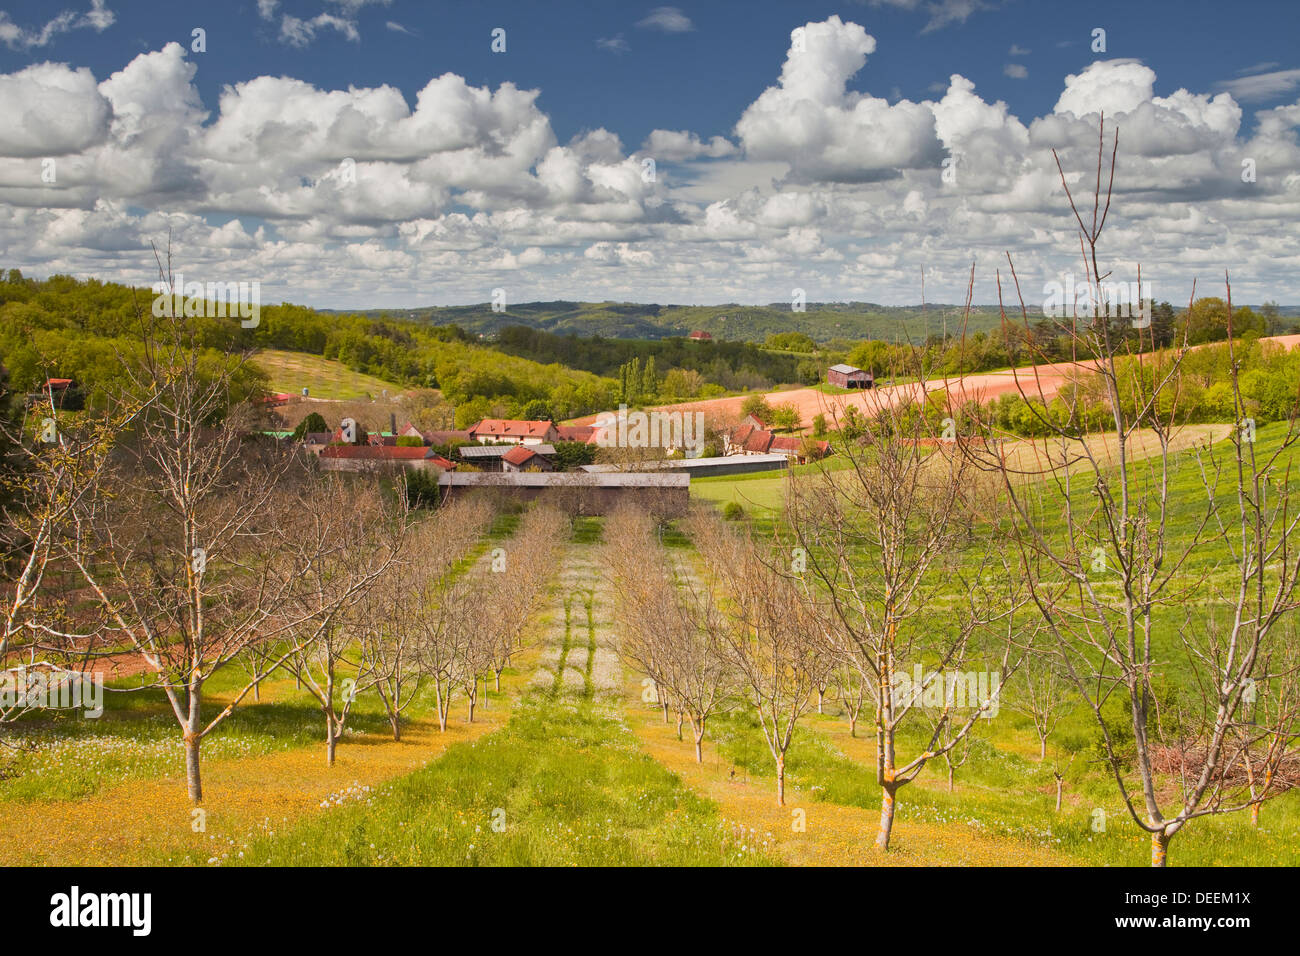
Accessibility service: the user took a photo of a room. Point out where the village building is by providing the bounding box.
[300,432,334,454]
[687,330,712,341]
[317,445,456,473]
[27,377,76,409]
[459,443,556,472]
[467,418,559,445]
[501,444,555,473]
[397,423,472,445]
[553,424,598,444]
[828,363,874,389]
[724,414,768,455]
[725,413,830,465]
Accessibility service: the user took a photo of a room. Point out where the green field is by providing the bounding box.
[251,349,406,401]
[3,422,1296,869]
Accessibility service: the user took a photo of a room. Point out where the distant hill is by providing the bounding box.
[350,301,1012,345]
[349,300,1300,345]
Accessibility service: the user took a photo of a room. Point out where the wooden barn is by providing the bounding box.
[828,363,873,389]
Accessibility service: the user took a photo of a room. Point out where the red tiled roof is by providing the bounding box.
[320,445,436,460]
[769,436,830,457]
[398,423,470,444]
[501,445,538,466]
[743,430,774,453]
[554,425,595,442]
[423,430,470,444]
[731,424,756,445]
[45,378,72,388]
[469,419,555,438]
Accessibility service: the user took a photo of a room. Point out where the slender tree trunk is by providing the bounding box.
[947,763,955,792]
[691,715,706,763]
[1151,829,1170,868]
[1038,734,1047,761]
[775,753,786,807]
[325,709,339,766]
[389,712,401,741]
[848,712,857,738]
[185,685,203,803]
[184,730,202,803]
[1054,775,1063,812]
[434,683,447,732]
[252,677,260,703]
[494,669,502,693]
[817,687,825,714]
[877,782,897,850]
[675,710,683,741]
[1244,757,1268,827]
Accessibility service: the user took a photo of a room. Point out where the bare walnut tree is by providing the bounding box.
[1,393,147,725]
[690,506,820,806]
[280,472,408,765]
[604,505,732,763]
[972,117,1300,865]
[785,392,1027,850]
[64,312,316,802]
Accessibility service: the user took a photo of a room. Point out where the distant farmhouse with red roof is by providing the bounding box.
[318,444,456,473]
[27,377,79,409]
[726,414,829,465]
[397,423,471,445]
[467,419,559,444]
[554,424,598,444]
[501,444,554,472]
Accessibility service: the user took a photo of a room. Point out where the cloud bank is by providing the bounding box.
[0,17,1297,308]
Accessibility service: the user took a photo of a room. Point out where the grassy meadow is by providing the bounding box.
[1,418,1295,868]
[251,348,406,401]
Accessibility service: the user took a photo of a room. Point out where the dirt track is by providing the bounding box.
[573,334,1300,431]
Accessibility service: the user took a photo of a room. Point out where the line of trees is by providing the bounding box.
[603,119,1300,866]
[0,259,572,798]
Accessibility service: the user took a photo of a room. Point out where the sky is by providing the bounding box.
[0,0,1297,309]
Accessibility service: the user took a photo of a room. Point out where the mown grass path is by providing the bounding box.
[223,523,774,866]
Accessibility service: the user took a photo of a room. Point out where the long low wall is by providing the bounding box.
[580,453,789,478]
[437,471,690,516]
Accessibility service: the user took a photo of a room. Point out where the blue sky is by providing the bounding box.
[0,0,1298,307]
[4,1,1297,153]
